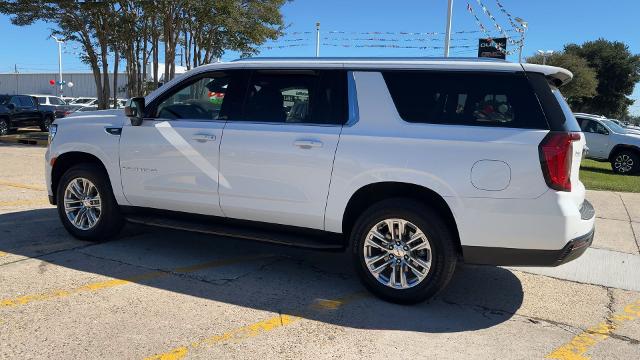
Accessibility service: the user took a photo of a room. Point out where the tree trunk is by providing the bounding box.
[100,41,110,109]
[112,48,119,108]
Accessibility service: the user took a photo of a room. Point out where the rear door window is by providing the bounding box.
[239,70,347,125]
[382,71,548,129]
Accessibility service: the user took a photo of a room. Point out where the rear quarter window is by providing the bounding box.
[382,71,549,129]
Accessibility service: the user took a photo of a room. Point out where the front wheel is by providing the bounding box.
[56,163,124,241]
[611,150,640,175]
[350,198,457,304]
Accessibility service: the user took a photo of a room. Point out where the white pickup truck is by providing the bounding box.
[45,58,595,303]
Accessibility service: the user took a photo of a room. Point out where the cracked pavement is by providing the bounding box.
[1,144,640,359]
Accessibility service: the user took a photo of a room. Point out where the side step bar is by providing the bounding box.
[125,213,344,250]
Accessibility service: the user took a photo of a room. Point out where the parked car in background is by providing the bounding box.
[69,97,98,106]
[576,113,640,174]
[0,94,55,135]
[46,58,595,303]
[610,119,640,133]
[30,94,75,119]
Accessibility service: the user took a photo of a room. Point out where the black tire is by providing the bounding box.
[350,198,457,304]
[0,117,9,136]
[40,116,53,132]
[611,150,640,175]
[56,163,124,241]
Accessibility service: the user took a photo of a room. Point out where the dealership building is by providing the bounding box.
[0,72,129,98]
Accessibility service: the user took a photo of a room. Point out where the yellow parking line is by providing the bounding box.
[546,298,640,360]
[0,254,272,308]
[0,180,46,191]
[144,292,368,360]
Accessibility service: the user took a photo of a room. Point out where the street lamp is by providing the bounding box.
[50,35,64,96]
[515,17,528,63]
[537,50,554,65]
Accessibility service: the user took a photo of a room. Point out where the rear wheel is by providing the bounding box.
[56,163,124,241]
[611,150,640,175]
[0,118,9,136]
[40,116,53,132]
[350,198,457,304]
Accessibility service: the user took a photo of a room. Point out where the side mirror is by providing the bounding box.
[124,97,145,126]
[6,103,15,111]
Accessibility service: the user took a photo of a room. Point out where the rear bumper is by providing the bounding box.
[462,227,594,266]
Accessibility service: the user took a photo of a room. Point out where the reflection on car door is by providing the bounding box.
[119,70,246,216]
[219,70,348,230]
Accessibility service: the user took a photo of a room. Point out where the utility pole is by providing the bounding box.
[537,50,553,65]
[315,22,320,57]
[51,36,64,96]
[444,0,453,57]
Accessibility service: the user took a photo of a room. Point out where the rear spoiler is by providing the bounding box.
[521,63,573,87]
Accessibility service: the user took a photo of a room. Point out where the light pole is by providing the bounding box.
[444,0,453,57]
[315,22,320,57]
[537,50,554,65]
[515,17,528,63]
[51,36,64,96]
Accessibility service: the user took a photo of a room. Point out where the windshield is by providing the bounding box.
[601,119,627,134]
[0,95,10,105]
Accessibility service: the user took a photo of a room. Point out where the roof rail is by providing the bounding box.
[573,112,606,118]
[231,56,508,63]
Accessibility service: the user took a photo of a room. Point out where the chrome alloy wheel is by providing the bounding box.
[363,218,432,289]
[614,154,634,173]
[64,177,102,230]
[0,119,8,136]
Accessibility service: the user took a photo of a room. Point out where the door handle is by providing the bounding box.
[293,140,323,149]
[192,133,217,142]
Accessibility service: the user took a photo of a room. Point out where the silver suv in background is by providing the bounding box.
[576,113,640,174]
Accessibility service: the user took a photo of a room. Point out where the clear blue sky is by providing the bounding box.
[1,0,638,114]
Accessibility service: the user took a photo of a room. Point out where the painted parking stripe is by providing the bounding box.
[144,292,368,360]
[0,254,272,308]
[546,298,640,360]
[0,180,46,191]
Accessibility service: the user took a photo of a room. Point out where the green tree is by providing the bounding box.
[0,0,116,109]
[564,39,640,118]
[527,52,597,109]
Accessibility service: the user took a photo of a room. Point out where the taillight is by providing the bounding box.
[539,132,581,192]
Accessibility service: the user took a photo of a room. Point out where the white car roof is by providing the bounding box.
[147,57,573,103]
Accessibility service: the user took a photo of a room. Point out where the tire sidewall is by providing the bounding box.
[350,199,457,304]
[56,164,122,241]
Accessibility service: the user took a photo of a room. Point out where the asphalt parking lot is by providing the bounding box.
[1,141,639,359]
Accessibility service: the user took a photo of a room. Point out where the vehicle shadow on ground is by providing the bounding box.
[0,208,524,334]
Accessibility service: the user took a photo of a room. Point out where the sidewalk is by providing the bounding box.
[512,190,640,291]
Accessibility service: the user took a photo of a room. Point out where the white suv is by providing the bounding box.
[45,58,595,303]
[575,113,640,174]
